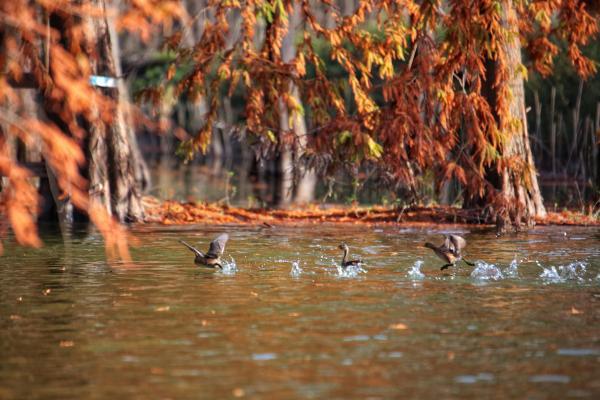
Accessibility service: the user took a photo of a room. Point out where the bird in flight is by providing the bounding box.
[180,233,229,269]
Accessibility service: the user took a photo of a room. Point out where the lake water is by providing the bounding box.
[1,224,599,399]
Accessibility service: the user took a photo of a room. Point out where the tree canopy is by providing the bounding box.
[0,0,598,253]
[155,0,597,217]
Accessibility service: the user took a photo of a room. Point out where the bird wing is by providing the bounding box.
[206,233,229,258]
[179,240,204,257]
[442,236,452,250]
[447,234,467,255]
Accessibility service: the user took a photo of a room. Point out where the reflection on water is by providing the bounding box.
[1,225,599,399]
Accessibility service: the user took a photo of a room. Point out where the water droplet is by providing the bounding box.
[407,260,424,280]
[220,257,238,275]
[540,261,587,283]
[335,263,367,278]
[290,261,303,277]
[471,262,503,281]
[503,258,519,278]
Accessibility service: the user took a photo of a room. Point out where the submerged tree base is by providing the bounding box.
[143,197,598,228]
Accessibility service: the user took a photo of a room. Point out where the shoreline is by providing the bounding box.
[142,197,599,228]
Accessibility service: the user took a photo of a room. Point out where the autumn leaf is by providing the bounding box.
[366,136,383,159]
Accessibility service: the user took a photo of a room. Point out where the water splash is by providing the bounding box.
[558,261,587,280]
[471,262,504,281]
[220,257,238,275]
[335,263,367,278]
[539,266,561,282]
[407,260,425,280]
[290,261,303,278]
[503,258,519,278]
[540,261,587,283]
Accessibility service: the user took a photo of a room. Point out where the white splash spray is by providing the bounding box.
[220,256,238,275]
[407,260,425,280]
[540,261,587,283]
[471,261,504,281]
[290,261,303,278]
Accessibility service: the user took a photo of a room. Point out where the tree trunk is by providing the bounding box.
[273,143,293,207]
[106,5,151,194]
[277,1,316,206]
[87,110,111,215]
[289,83,317,204]
[86,0,144,222]
[499,1,546,223]
[471,0,546,230]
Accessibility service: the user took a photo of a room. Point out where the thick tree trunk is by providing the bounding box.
[87,113,111,214]
[470,0,546,230]
[86,0,144,222]
[106,7,151,194]
[498,1,546,225]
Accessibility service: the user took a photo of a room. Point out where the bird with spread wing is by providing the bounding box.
[424,234,475,270]
[179,233,229,269]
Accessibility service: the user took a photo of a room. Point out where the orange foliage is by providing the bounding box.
[144,197,598,227]
[0,0,183,255]
[1,0,598,253]
[0,136,41,248]
[159,0,597,216]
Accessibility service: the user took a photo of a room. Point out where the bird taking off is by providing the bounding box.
[424,234,475,270]
[180,233,229,269]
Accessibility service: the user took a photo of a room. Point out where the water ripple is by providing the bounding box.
[529,375,571,383]
[252,353,277,361]
[557,348,600,356]
[455,373,494,384]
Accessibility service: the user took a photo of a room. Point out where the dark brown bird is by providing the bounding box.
[180,233,229,269]
[338,243,361,268]
[424,234,475,270]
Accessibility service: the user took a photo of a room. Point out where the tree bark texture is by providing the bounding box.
[86,0,144,222]
[498,0,546,224]
[472,0,546,229]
